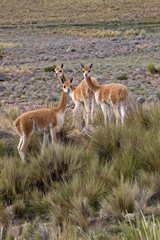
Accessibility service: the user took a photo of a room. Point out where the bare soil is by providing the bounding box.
[0,26,160,110]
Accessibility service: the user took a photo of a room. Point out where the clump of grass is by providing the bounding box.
[51,27,146,39]
[0,158,29,203]
[124,29,145,37]
[52,28,122,38]
[101,179,139,219]
[101,178,154,220]
[147,63,159,74]
[90,125,122,161]
[0,140,15,157]
[156,92,160,100]
[5,107,21,121]
[117,73,128,80]
[44,66,55,72]
[121,213,160,240]
[28,144,85,190]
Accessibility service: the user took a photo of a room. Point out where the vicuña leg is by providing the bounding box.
[72,102,81,128]
[50,126,57,145]
[112,104,121,125]
[17,135,23,150]
[106,104,113,124]
[100,103,107,125]
[83,99,91,126]
[120,102,125,125]
[19,133,31,162]
[91,96,95,124]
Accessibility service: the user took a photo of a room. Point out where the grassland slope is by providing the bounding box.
[0,0,160,25]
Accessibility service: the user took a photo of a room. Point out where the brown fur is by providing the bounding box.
[15,87,69,162]
[54,64,98,127]
[81,64,128,125]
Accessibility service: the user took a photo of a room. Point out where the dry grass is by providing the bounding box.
[0,0,160,25]
[0,104,160,238]
[49,28,146,38]
[0,42,19,49]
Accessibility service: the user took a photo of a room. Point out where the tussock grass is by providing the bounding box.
[121,213,160,240]
[147,62,160,74]
[51,27,146,38]
[0,42,19,49]
[0,104,160,239]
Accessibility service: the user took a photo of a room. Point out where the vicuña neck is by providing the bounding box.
[55,90,68,113]
[60,73,66,82]
[85,76,100,93]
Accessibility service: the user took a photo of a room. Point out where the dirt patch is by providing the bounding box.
[0,26,159,109]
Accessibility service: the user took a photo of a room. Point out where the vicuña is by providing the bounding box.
[54,64,98,128]
[15,78,72,162]
[81,63,128,125]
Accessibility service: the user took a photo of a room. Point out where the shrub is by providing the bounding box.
[44,66,55,72]
[117,73,128,80]
[147,63,158,74]
[0,140,15,157]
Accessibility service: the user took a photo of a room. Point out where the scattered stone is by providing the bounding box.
[124,213,136,222]
[0,86,6,92]
[82,124,97,136]
[0,73,6,81]
[137,96,145,105]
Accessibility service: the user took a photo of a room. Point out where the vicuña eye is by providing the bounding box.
[60,70,62,72]
[64,86,66,88]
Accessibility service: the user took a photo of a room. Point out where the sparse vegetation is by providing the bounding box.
[0,0,160,25]
[147,63,160,74]
[117,73,128,80]
[44,66,55,72]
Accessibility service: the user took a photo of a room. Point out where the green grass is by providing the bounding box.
[0,104,160,239]
[147,63,158,74]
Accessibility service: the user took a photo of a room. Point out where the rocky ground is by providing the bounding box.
[0,26,160,111]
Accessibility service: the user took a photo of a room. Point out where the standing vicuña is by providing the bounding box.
[15,79,72,162]
[54,64,98,128]
[81,64,128,125]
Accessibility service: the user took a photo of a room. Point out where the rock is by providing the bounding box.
[124,213,136,222]
[82,125,97,136]
[0,86,6,92]
[137,96,145,105]
[0,73,6,81]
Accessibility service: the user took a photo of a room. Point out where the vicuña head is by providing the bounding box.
[80,63,128,125]
[54,63,64,78]
[15,78,72,162]
[60,76,73,94]
[81,63,93,78]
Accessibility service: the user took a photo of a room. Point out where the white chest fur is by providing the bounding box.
[56,112,64,132]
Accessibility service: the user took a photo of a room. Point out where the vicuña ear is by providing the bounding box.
[61,63,64,69]
[70,78,73,83]
[89,63,93,69]
[81,63,84,68]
